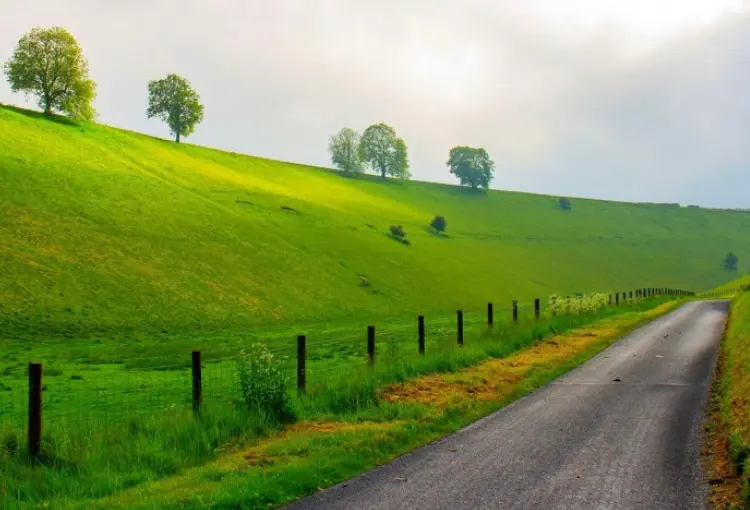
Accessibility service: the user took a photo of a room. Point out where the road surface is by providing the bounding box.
[286,300,729,510]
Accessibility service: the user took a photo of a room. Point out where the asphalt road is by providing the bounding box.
[286,301,729,510]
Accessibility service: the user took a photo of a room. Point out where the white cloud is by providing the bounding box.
[1,0,748,207]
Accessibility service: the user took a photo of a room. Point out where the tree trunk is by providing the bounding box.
[175,131,180,143]
[381,167,386,179]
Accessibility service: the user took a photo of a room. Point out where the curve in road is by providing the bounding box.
[285,300,729,510]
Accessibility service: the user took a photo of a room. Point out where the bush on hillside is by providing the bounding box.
[559,197,572,211]
[725,252,739,271]
[235,343,292,422]
[430,215,447,234]
[389,225,406,239]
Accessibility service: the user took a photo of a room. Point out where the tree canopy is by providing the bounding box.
[430,215,447,234]
[146,74,204,143]
[446,146,495,190]
[724,252,738,271]
[328,128,363,173]
[359,123,410,179]
[4,27,97,120]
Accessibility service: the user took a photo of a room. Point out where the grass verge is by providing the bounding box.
[706,290,750,509]
[57,300,682,510]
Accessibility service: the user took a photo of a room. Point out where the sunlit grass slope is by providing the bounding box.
[1,104,748,338]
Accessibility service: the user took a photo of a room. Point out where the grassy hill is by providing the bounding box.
[1,104,748,340]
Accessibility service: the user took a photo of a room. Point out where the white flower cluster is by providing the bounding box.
[546,293,613,316]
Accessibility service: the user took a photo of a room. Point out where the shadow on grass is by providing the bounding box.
[1,104,79,127]
[424,227,450,238]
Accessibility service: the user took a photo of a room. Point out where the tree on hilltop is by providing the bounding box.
[359,123,410,179]
[559,197,572,210]
[147,74,204,143]
[329,127,363,173]
[4,27,97,120]
[446,146,494,190]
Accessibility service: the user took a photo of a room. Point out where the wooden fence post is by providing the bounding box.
[367,325,375,365]
[534,298,540,320]
[487,302,494,328]
[418,315,425,355]
[28,362,42,459]
[367,326,375,366]
[297,335,306,394]
[512,300,518,323]
[457,310,464,346]
[191,351,202,415]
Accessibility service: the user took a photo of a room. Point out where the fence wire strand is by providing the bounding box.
[0,291,695,435]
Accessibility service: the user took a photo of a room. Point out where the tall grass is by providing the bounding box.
[0,295,670,508]
[717,287,750,505]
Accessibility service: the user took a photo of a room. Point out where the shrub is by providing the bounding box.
[359,276,371,287]
[725,252,738,271]
[430,215,447,234]
[389,225,406,239]
[559,197,572,211]
[235,343,292,422]
[547,293,610,316]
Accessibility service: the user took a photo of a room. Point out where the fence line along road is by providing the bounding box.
[11,287,707,460]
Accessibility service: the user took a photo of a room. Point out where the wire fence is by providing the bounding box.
[0,287,704,454]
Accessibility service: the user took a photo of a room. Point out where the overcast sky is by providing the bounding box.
[2,1,749,207]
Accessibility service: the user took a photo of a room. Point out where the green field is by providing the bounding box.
[0,296,678,509]
[1,104,748,344]
[0,104,746,508]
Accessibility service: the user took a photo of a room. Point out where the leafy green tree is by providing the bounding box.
[359,123,410,179]
[446,146,495,190]
[724,252,738,271]
[559,197,572,210]
[328,127,363,173]
[430,215,447,234]
[3,27,97,120]
[147,74,204,143]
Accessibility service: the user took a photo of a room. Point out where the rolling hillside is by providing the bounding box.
[1,104,748,339]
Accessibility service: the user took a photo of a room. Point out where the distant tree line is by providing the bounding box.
[329,126,496,189]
